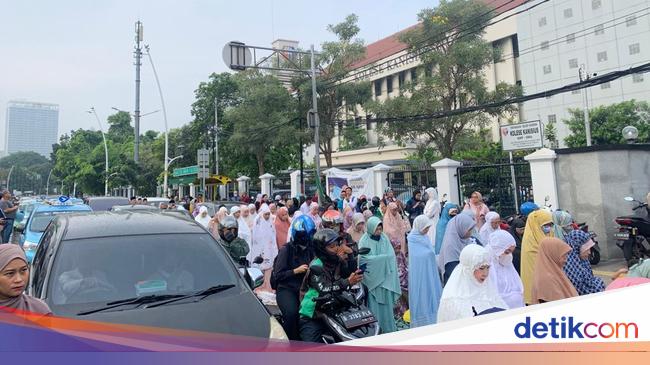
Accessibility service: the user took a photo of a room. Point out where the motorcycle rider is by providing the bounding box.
[271,215,317,340]
[298,229,364,343]
[214,216,250,262]
[322,210,358,273]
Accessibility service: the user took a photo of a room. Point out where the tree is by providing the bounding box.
[0,152,52,194]
[367,0,522,158]
[226,70,298,176]
[294,14,372,167]
[544,120,559,148]
[339,122,367,151]
[564,100,650,147]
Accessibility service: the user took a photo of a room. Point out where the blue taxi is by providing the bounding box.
[20,199,92,263]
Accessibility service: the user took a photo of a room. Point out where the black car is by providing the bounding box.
[28,211,287,340]
[86,197,130,212]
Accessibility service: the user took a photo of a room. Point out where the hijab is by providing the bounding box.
[363,209,373,221]
[194,206,211,228]
[563,230,605,295]
[411,214,433,234]
[423,187,440,219]
[552,210,573,242]
[346,213,366,243]
[464,192,489,230]
[479,212,500,246]
[435,203,458,255]
[509,218,526,247]
[0,245,52,315]
[486,230,524,308]
[382,202,410,254]
[308,202,322,228]
[274,207,291,249]
[437,244,507,323]
[236,205,252,247]
[245,204,257,231]
[531,238,578,303]
[342,206,354,231]
[439,213,476,267]
[250,204,278,270]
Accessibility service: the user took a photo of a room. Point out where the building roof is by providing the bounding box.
[349,0,527,70]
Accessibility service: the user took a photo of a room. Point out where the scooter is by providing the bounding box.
[614,196,650,265]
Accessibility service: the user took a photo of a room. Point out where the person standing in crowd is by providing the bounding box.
[370,196,384,219]
[435,203,459,255]
[234,205,252,249]
[358,217,400,334]
[346,213,366,244]
[520,209,553,305]
[479,212,501,246]
[0,244,52,315]
[439,213,476,284]
[194,206,211,229]
[215,216,250,262]
[463,191,489,230]
[341,186,357,212]
[405,190,425,225]
[486,230,524,309]
[272,215,316,340]
[382,202,410,324]
[342,206,354,232]
[308,202,322,229]
[423,187,441,248]
[552,210,574,242]
[300,196,312,215]
[251,205,278,291]
[407,215,443,328]
[0,191,19,244]
[531,238,578,304]
[563,230,605,295]
[363,209,374,221]
[247,204,258,227]
[437,244,507,323]
[274,207,291,250]
[508,218,526,274]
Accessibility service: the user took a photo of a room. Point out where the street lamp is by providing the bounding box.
[165,155,183,198]
[6,165,14,193]
[111,107,160,117]
[45,169,54,196]
[88,107,109,196]
[622,126,639,144]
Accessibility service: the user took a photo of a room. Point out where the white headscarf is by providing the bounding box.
[411,214,433,235]
[487,230,524,309]
[245,203,257,231]
[194,206,211,228]
[479,212,500,246]
[423,187,440,247]
[437,244,508,323]
[233,205,251,247]
[250,204,277,271]
[230,206,241,215]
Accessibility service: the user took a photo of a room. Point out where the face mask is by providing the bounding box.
[498,253,513,266]
[542,226,552,235]
[223,231,237,242]
[370,234,381,241]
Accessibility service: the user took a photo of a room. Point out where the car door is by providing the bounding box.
[29,222,56,297]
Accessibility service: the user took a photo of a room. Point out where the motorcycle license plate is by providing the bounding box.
[614,232,630,240]
[338,309,377,330]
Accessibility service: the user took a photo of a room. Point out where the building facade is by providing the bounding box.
[517,0,650,147]
[5,100,59,157]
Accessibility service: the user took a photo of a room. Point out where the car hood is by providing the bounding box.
[54,286,271,341]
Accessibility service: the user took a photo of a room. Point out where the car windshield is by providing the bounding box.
[29,211,88,232]
[47,233,239,307]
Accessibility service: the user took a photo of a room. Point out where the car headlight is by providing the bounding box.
[269,316,288,341]
[23,241,38,251]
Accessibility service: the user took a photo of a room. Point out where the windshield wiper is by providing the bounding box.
[144,284,236,309]
[77,294,185,316]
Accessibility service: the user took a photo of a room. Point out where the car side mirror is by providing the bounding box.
[247,268,264,289]
[358,247,371,255]
[624,196,635,202]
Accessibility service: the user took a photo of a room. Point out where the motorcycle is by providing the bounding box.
[614,196,650,265]
[310,247,380,343]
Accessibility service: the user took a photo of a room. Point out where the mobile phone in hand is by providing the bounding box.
[358,263,367,273]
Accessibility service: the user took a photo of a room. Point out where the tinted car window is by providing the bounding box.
[88,198,129,211]
[47,233,239,309]
[32,225,55,296]
[29,211,87,232]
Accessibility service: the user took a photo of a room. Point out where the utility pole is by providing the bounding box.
[134,21,143,162]
[89,108,109,196]
[310,44,321,194]
[214,97,219,176]
[579,65,592,146]
[298,94,304,195]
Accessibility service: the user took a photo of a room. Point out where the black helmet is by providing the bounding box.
[219,216,238,242]
[371,196,381,207]
[312,228,341,264]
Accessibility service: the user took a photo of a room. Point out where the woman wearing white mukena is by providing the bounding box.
[437,244,508,323]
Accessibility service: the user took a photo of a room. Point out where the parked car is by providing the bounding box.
[28,211,287,340]
[17,202,92,263]
[111,205,159,212]
[86,197,129,212]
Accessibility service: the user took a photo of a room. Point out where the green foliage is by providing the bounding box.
[0,152,52,194]
[340,123,367,151]
[367,0,522,158]
[564,100,650,147]
[544,120,558,148]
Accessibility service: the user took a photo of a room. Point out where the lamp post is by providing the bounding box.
[6,165,14,193]
[45,169,54,196]
[88,107,109,196]
[165,155,183,198]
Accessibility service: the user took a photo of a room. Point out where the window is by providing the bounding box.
[630,43,640,55]
[592,0,602,10]
[386,76,393,93]
[512,34,520,58]
[539,17,547,27]
[540,41,549,50]
[398,71,406,88]
[548,114,557,123]
[597,51,608,62]
[601,82,611,89]
[627,16,637,27]
[374,79,382,97]
[564,8,573,18]
[410,68,417,83]
[543,65,552,74]
[594,24,605,35]
[569,58,579,69]
[633,74,644,83]
[566,33,576,44]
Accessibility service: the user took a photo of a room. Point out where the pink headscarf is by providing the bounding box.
[382,202,410,254]
[0,245,52,315]
[274,207,291,249]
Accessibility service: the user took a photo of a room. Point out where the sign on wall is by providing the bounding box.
[500,121,544,151]
[325,168,375,200]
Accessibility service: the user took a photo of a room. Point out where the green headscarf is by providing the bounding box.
[552,210,573,241]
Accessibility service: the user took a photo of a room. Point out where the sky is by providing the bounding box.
[0,0,438,151]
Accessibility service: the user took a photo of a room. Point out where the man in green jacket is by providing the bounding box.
[215,215,250,262]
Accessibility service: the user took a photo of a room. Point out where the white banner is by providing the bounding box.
[325,168,375,200]
[501,121,544,151]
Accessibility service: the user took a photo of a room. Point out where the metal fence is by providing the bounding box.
[387,165,438,204]
[457,160,533,218]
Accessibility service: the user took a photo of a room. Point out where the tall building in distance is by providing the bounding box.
[4,100,59,157]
